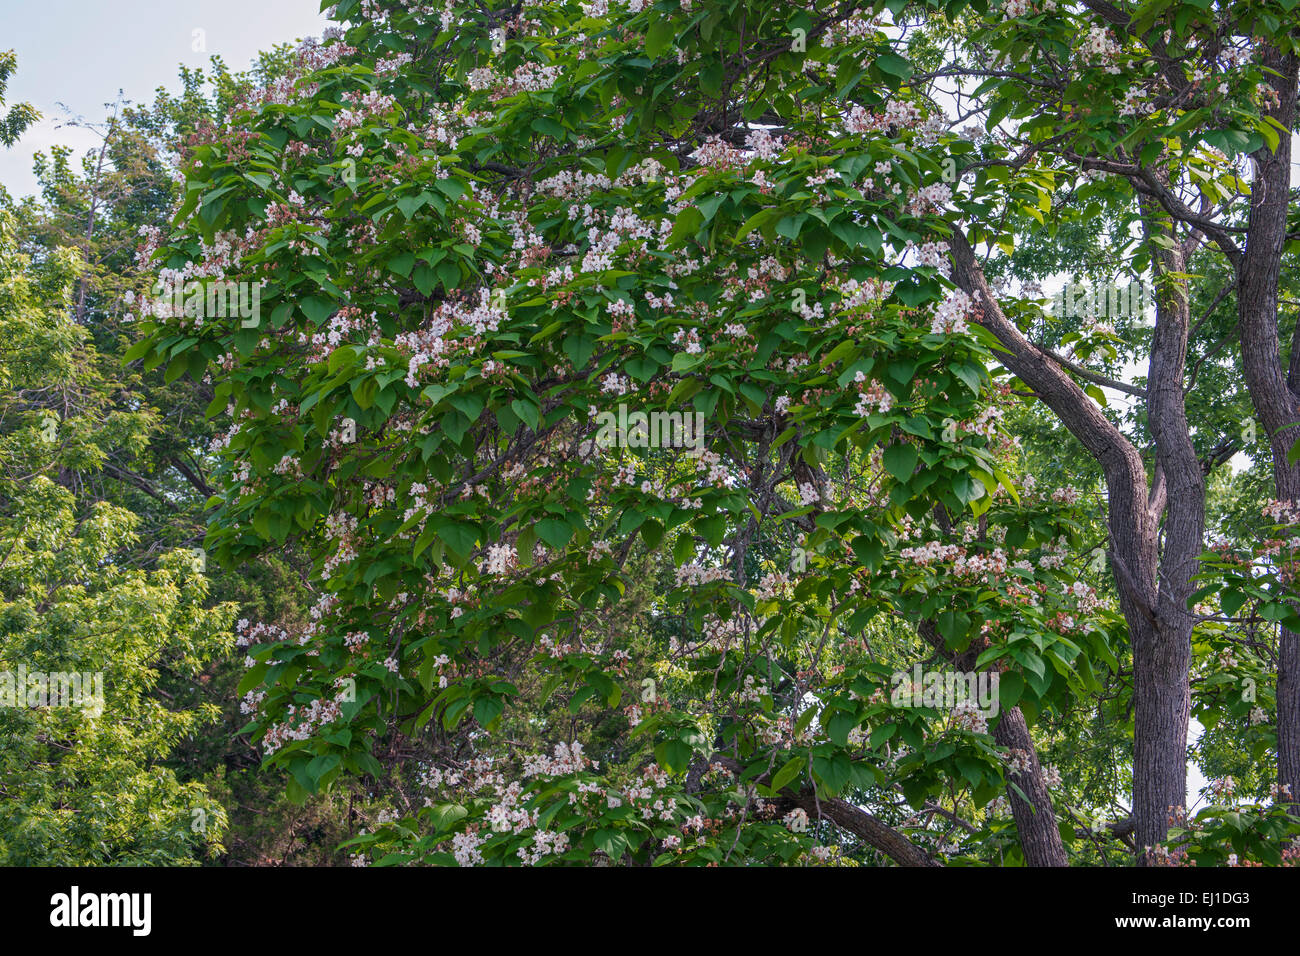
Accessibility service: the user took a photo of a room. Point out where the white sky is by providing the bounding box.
[0,0,332,198]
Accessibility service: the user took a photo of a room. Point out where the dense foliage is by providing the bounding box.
[5,0,1300,866]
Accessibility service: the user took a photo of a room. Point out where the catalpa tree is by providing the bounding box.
[132,0,1150,866]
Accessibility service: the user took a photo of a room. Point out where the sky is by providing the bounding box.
[0,0,332,198]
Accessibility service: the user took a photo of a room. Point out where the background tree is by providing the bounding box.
[0,211,233,864]
[0,50,38,148]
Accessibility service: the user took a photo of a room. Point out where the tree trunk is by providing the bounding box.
[994,706,1067,866]
[1129,615,1191,857]
[951,224,1202,858]
[1128,203,1202,859]
[1235,47,1300,814]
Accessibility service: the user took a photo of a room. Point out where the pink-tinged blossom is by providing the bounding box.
[853,372,894,416]
[482,542,518,575]
[931,288,974,335]
[908,182,953,217]
[1078,24,1123,74]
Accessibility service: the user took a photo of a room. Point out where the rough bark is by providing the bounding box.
[994,706,1068,866]
[1235,48,1300,813]
[1131,203,1202,858]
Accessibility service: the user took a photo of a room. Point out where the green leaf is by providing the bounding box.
[510,397,540,431]
[1221,588,1248,618]
[673,533,696,566]
[776,213,807,240]
[883,443,918,482]
[874,51,913,81]
[387,252,415,277]
[300,296,335,324]
[1287,436,1300,467]
[474,696,504,729]
[997,672,1024,710]
[827,711,858,747]
[437,261,460,291]
[655,739,692,773]
[645,19,675,57]
[531,116,565,140]
[436,521,479,558]
[869,723,896,749]
[396,193,428,219]
[536,517,574,550]
[770,756,805,793]
[668,207,704,246]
